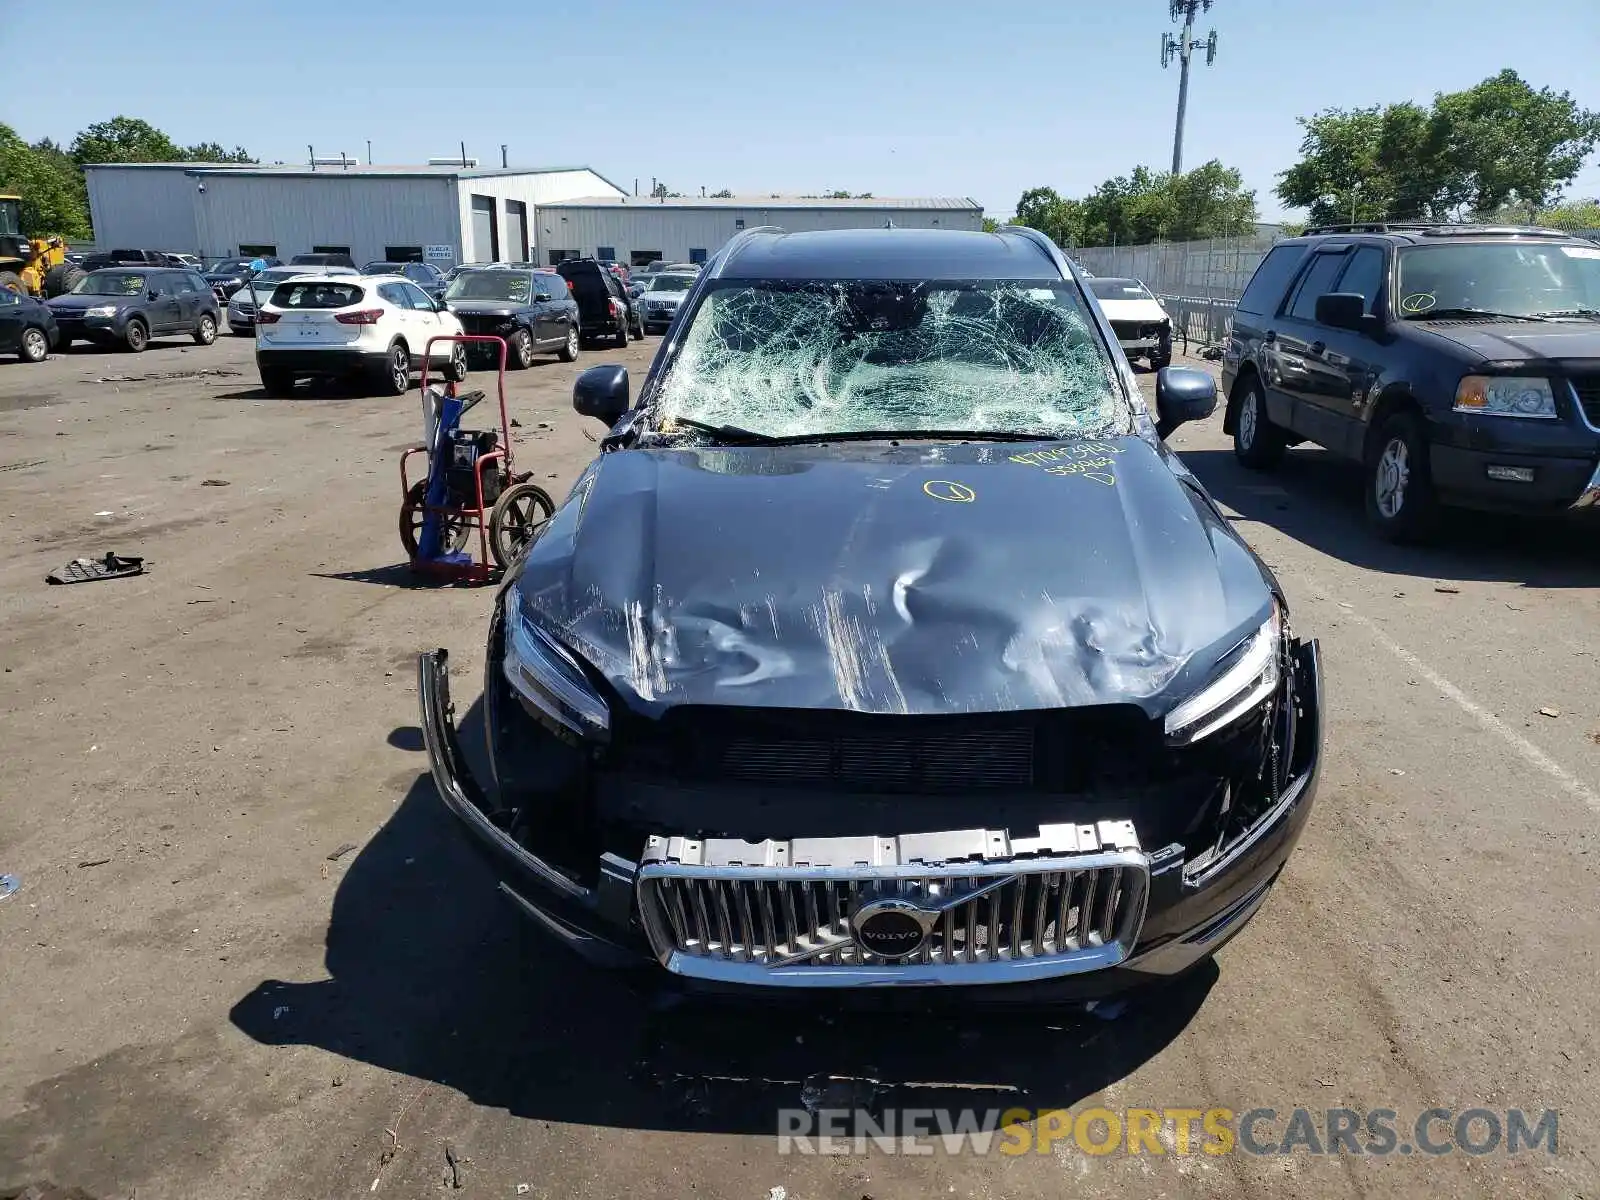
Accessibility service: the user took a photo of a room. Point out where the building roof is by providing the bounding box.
[718,227,1057,281]
[83,162,627,190]
[540,194,983,212]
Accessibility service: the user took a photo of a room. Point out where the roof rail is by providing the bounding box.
[1304,221,1575,239]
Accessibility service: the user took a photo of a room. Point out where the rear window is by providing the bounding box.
[1236,244,1310,315]
[269,282,366,309]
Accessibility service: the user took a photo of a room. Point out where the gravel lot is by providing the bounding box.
[1,330,1597,1199]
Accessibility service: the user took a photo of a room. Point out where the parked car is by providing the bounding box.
[1087,277,1172,369]
[226,265,356,334]
[254,273,467,397]
[81,248,171,272]
[636,270,696,335]
[420,225,1323,1000]
[289,251,359,270]
[363,261,449,301]
[1222,222,1600,540]
[165,252,204,271]
[443,267,580,369]
[0,289,60,362]
[46,266,221,352]
[555,258,642,347]
[206,255,285,301]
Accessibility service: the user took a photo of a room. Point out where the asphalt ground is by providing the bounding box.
[0,327,1597,1199]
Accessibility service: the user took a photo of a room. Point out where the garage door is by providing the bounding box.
[469,195,499,263]
[506,200,529,262]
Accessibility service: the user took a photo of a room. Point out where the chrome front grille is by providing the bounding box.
[636,822,1148,986]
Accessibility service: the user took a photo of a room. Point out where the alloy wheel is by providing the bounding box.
[1374,438,1409,519]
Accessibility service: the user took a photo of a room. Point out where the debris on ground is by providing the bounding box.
[0,873,18,899]
[1539,706,1560,718]
[1389,769,1405,776]
[201,478,231,487]
[769,1189,788,1200]
[327,842,359,862]
[1434,585,1461,594]
[516,1186,531,1196]
[510,418,522,428]
[46,553,145,586]
[76,858,111,868]
[443,1142,466,1190]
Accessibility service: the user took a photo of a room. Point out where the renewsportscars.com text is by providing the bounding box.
[777,1106,1558,1158]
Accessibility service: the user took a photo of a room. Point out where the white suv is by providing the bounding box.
[254,274,467,397]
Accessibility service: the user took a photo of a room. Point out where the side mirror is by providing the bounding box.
[573,364,629,426]
[1153,366,1217,438]
[434,299,448,312]
[1314,292,1366,331]
[148,289,160,300]
[534,292,553,303]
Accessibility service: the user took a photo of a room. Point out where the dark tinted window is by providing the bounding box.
[535,273,563,298]
[1236,244,1310,316]
[1335,246,1386,315]
[272,282,365,309]
[1286,250,1351,321]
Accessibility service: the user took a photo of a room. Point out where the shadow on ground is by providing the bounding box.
[232,699,1213,1135]
[1182,446,1600,589]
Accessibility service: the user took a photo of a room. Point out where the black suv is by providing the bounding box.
[443,267,581,368]
[45,266,222,352]
[419,225,1324,1002]
[1222,223,1600,540]
[556,257,643,347]
[205,255,284,300]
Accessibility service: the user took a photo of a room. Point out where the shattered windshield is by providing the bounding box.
[651,279,1126,438]
[1397,242,1600,318]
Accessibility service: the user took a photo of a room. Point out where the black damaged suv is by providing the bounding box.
[1222,223,1600,540]
[420,225,1323,1002]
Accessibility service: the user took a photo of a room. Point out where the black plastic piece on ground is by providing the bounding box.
[46,553,146,585]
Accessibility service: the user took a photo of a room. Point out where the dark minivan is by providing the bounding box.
[556,258,642,348]
[1222,223,1600,539]
[46,266,222,352]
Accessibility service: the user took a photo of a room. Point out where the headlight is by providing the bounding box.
[1453,375,1556,418]
[85,305,118,318]
[503,587,610,740]
[1164,607,1281,746]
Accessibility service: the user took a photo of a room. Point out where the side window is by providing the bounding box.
[188,273,210,294]
[1334,246,1386,315]
[1236,244,1310,316]
[402,282,435,310]
[174,274,197,294]
[377,283,407,308]
[150,275,177,296]
[0,291,19,307]
[1286,250,1351,321]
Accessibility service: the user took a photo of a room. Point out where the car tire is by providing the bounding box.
[1232,376,1285,469]
[377,342,411,395]
[194,313,217,346]
[1149,332,1172,371]
[629,313,644,341]
[19,326,49,363]
[614,320,629,349]
[259,367,296,397]
[43,263,86,298]
[557,324,580,363]
[123,318,149,353]
[444,344,469,383]
[507,329,534,370]
[1364,412,1439,543]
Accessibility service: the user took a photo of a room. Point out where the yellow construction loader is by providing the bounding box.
[0,194,84,297]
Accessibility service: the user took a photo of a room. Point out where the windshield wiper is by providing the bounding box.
[657,422,1071,446]
[1528,307,1600,319]
[1408,307,1551,322]
[659,417,777,444]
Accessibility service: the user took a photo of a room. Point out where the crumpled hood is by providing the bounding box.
[513,437,1273,719]
[1413,319,1600,363]
[1097,298,1169,323]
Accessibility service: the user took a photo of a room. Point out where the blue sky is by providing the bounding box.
[13,0,1600,221]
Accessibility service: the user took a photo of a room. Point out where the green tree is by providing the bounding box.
[981,216,1000,233]
[184,141,255,164]
[1023,161,1255,247]
[0,124,91,237]
[70,116,183,165]
[1276,71,1600,225]
[709,188,733,198]
[1011,186,1085,247]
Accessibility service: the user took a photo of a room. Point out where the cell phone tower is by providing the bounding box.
[1160,0,1219,175]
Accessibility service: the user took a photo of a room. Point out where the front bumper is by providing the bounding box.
[419,637,1324,1000]
[1430,444,1600,513]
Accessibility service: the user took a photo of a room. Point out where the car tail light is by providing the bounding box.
[608,299,621,317]
[256,311,280,324]
[335,308,384,325]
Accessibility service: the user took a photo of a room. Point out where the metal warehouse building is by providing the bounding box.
[535,195,985,266]
[83,162,627,269]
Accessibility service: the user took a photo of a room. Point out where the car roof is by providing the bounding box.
[88,264,186,273]
[715,227,1065,281]
[1287,222,1596,248]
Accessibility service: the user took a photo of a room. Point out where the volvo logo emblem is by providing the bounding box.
[850,897,934,959]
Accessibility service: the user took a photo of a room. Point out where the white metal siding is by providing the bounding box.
[190,174,460,264]
[84,168,201,252]
[535,205,984,265]
[454,169,624,262]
